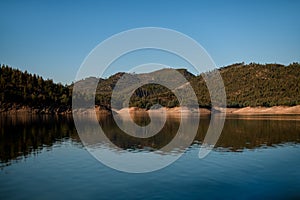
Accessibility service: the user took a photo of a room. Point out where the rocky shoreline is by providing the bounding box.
[1,105,300,115]
[0,104,72,115]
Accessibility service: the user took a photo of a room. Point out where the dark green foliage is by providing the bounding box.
[220,62,300,107]
[0,64,71,109]
[129,84,178,109]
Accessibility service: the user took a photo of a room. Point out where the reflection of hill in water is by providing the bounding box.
[1,114,299,165]
[215,116,300,151]
[0,114,80,166]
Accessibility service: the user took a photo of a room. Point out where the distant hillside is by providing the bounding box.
[1,62,300,113]
[187,62,300,108]
[92,63,300,109]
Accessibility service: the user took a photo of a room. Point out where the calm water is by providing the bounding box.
[0,114,300,199]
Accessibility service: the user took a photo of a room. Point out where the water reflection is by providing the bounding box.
[0,114,80,166]
[97,114,180,150]
[215,115,300,151]
[1,114,299,166]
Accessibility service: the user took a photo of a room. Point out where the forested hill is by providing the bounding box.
[0,65,71,113]
[0,63,300,113]
[195,62,300,107]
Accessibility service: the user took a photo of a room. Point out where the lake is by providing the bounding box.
[0,114,300,199]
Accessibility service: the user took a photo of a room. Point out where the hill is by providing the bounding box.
[0,62,299,113]
[193,62,300,107]
[0,65,71,113]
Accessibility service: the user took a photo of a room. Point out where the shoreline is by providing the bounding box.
[225,105,300,115]
[114,106,300,115]
[2,105,300,115]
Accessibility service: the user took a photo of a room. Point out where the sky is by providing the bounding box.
[0,0,299,83]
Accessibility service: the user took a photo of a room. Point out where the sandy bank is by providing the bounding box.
[115,106,300,115]
[227,105,300,115]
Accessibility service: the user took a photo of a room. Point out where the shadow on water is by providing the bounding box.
[1,113,300,167]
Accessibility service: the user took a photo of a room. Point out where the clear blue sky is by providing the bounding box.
[0,0,299,83]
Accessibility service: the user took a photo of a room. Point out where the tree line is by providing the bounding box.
[0,65,71,110]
